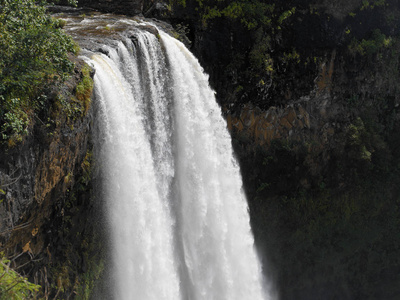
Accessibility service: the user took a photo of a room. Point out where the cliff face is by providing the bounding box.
[229,44,400,299]
[2,0,400,298]
[0,58,101,298]
[158,1,400,299]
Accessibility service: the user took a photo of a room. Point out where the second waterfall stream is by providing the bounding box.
[73,17,271,299]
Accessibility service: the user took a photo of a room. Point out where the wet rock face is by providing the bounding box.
[0,57,93,265]
[227,103,312,146]
[0,57,98,298]
[0,142,37,244]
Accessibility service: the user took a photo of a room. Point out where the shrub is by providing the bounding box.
[348,29,392,56]
[0,255,41,299]
[0,0,78,144]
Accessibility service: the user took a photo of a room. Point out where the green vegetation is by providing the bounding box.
[172,0,297,30]
[349,29,392,56]
[75,65,94,116]
[0,0,78,145]
[173,23,192,46]
[0,255,41,299]
[0,0,397,298]
[360,0,387,10]
[346,117,373,162]
[74,257,104,299]
[49,63,94,132]
[170,0,301,110]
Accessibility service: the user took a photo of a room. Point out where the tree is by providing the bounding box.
[0,0,78,144]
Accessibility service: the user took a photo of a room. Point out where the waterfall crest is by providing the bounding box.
[83,22,270,300]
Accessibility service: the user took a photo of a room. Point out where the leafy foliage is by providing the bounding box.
[171,0,295,30]
[349,29,392,56]
[0,255,41,299]
[360,0,387,10]
[0,0,78,144]
[170,0,300,109]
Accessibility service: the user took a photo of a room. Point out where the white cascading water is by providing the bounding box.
[85,24,270,300]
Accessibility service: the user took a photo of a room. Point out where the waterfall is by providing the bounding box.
[83,23,270,300]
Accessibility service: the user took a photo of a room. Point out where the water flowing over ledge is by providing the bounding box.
[60,13,272,299]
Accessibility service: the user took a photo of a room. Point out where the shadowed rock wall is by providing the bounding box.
[76,0,144,15]
[0,58,99,298]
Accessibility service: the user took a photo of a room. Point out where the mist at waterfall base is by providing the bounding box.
[85,24,271,300]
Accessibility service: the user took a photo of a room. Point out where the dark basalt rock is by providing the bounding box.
[3,0,400,298]
[0,57,98,298]
[66,0,145,15]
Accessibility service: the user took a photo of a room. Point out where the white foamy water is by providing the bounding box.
[84,24,270,300]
